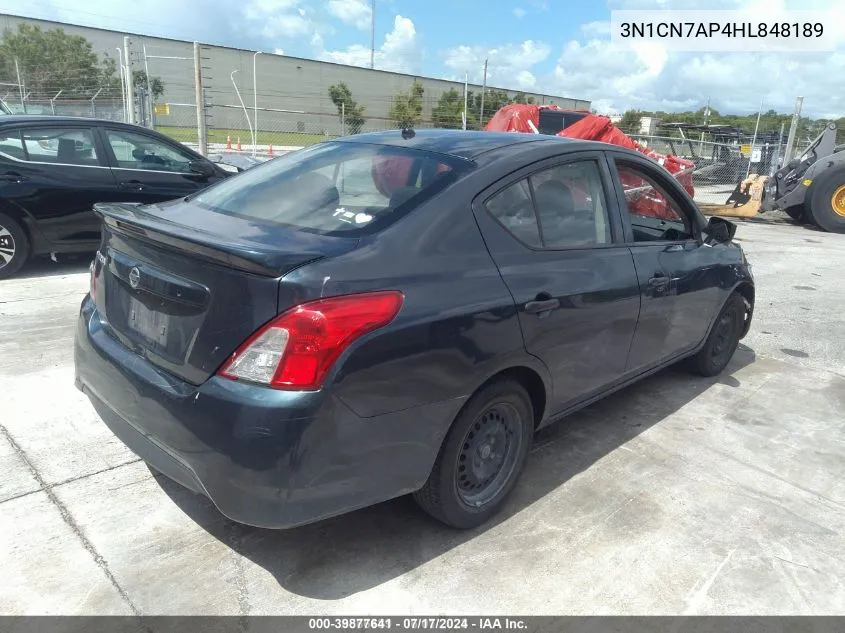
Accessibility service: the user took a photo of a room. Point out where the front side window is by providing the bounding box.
[21,128,99,166]
[107,130,195,173]
[192,142,464,235]
[617,163,693,242]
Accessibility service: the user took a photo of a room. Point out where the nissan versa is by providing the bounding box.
[74,130,754,530]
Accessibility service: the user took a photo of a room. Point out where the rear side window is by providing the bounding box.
[21,128,99,166]
[0,130,25,160]
[107,130,196,173]
[192,142,466,235]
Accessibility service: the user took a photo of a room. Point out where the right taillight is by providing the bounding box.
[218,290,404,391]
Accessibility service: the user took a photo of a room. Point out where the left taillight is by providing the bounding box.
[218,290,404,391]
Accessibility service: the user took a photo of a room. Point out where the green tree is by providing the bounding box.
[512,92,535,105]
[389,81,424,128]
[0,24,114,99]
[132,70,165,101]
[618,109,642,132]
[327,81,366,134]
[432,88,474,129]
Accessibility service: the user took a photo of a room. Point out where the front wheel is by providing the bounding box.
[805,167,845,233]
[687,293,746,377]
[413,379,533,529]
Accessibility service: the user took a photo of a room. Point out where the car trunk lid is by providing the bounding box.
[91,201,358,385]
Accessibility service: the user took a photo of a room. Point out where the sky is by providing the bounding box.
[3,0,845,118]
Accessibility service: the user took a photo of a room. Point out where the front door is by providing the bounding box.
[607,154,723,372]
[100,127,221,203]
[472,153,642,414]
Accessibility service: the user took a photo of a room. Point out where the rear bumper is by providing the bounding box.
[74,296,464,529]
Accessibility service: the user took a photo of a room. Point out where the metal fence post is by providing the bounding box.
[194,42,208,156]
[783,96,803,167]
[341,102,346,136]
[124,37,135,124]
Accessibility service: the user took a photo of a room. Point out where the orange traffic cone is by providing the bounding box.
[236,137,242,152]
[226,135,232,150]
[268,144,274,157]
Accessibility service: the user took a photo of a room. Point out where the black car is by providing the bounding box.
[0,116,229,278]
[74,129,754,530]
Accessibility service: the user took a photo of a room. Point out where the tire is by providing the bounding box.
[687,293,746,377]
[0,212,30,280]
[784,205,807,223]
[413,379,533,529]
[804,166,845,233]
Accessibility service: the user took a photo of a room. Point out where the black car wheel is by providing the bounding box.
[0,212,29,280]
[414,379,533,529]
[687,293,745,377]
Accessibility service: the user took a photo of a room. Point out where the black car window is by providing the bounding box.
[0,130,25,161]
[106,130,195,173]
[616,162,693,242]
[485,179,542,248]
[191,141,466,236]
[20,128,99,166]
[529,161,611,248]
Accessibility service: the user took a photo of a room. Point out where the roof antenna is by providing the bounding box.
[401,127,415,140]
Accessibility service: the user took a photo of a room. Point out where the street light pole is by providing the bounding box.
[231,70,253,152]
[479,58,488,127]
[253,51,262,156]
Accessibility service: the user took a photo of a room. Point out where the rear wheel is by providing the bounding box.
[805,167,845,233]
[413,379,533,529]
[687,293,746,377]
[0,212,29,280]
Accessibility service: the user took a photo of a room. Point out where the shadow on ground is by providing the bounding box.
[14,253,94,280]
[156,345,756,600]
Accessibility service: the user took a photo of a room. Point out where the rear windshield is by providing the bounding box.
[192,141,470,236]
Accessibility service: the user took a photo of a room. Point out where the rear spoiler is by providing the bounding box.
[93,203,320,277]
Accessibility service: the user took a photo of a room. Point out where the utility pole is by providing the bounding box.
[143,45,154,127]
[14,58,25,113]
[253,51,262,156]
[783,96,803,166]
[463,73,468,131]
[124,37,135,124]
[370,0,375,69]
[194,42,207,156]
[479,58,488,127]
[745,97,763,178]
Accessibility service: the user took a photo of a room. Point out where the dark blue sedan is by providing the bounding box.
[74,129,754,530]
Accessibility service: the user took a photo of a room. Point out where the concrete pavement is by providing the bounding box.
[1,218,844,615]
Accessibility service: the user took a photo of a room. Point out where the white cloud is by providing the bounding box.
[580,20,611,37]
[273,47,285,55]
[327,0,372,30]
[321,15,421,73]
[513,7,527,18]
[442,40,551,88]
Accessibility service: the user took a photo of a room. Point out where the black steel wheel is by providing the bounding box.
[0,212,29,280]
[414,379,533,529]
[687,292,745,377]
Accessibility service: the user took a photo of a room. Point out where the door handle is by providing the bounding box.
[0,173,28,183]
[119,180,145,191]
[525,296,560,314]
[648,274,670,288]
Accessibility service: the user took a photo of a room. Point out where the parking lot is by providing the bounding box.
[2,213,844,616]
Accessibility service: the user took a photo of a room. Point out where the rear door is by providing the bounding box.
[99,126,223,202]
[0,124,115,246]
[606,153,722,371]
[472,151,641,414]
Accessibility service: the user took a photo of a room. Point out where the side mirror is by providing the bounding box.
[189,160,216,178]
[704,216,736,243]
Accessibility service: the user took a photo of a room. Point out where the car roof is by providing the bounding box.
[0,115,146,128]
[334,128,584,160]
